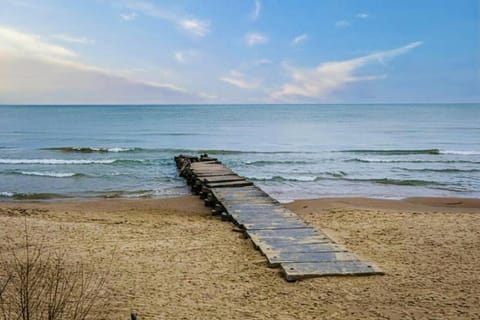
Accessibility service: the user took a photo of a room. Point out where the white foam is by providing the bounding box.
[0,159,115,164]
[441,150,480,155]
[107,147,131,152]
[288,175,318,182]
[19,171,78,177]
[71,147,132,152]
[0,192,14,197]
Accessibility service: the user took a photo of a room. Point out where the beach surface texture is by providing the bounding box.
[1,196,479,319]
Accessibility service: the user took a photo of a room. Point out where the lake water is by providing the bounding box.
[1,104,479,202]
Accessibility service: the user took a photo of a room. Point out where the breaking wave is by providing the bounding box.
[441,150,480,155]
[0,159,117,165]
[338,149,441,155]
[345,158,480,164]
[44,147,138,153]
[249,175,444,187]
[12,171,85,178]
[243,160,312,166]
[398,168,480,173]
[0,159,148,165]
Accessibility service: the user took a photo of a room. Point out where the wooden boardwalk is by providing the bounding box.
[175,155,383,281]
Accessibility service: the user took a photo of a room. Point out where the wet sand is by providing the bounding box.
[0,196,479,319]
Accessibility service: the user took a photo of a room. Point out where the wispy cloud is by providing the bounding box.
[5,0,38,8]
[174,50,197,63]
[52,34,94,45]
[251,0,261,21]
[245,32,268,47]
[0,26,204,103]
[272,41,423,100]
[120,12,137,21]
[291,33,308,45]
[178,18,210,37]
[254,58,272,65]
[335,20,351,28]
[356,12,369,19]
[0,26,76,58]
[220,70,259,89]
[125,1,210,37]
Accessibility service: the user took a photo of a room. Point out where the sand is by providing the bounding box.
[0,196,479,319]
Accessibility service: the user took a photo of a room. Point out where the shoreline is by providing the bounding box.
[1,195,479,211]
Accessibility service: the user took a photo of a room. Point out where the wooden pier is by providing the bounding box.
[175,154,383,281]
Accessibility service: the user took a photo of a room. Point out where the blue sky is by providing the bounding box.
[0,0,478,104]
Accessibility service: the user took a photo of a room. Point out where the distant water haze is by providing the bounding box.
[0,104,479,202]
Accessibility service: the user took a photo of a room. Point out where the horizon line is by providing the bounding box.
[0,102,479,106]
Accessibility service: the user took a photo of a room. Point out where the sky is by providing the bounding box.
[0,0,479,104]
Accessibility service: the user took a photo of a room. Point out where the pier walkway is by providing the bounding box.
[175,155,383,281]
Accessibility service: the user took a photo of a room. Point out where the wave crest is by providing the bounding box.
[345,158,480,164]
[0,159,117,165]
[338,149,441,155]
[17,171,84,178]
[45,147,136,153]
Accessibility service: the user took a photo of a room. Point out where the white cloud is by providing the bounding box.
[125,1,210,37]
[272,41,423,100]
[254,58,272,65]
[52,34,94,45]
[335,20,351,28]
[174,50,197,63]
[356,13,369,19]
[220,70,259,89]
[251,0,261,21]
[245,32,267,47]
[178,18,210,37]
[0,26,76,58]
[198,92,217,100]
[0,26,204,104]
[120,12,137,21]
[291,33,308,45]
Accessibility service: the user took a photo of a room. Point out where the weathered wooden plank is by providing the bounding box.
[192,169,234,174]
[189,160,219,166]
[200,175,245,183]
[213,193,269,201]
[191,162,227,167]
[190,165,231,170]
[192,167,233,172]
[227,208,300,219]
[207,181,254,188]
[248,227,319,238]
[194,172,236,177]
[220,198,277,205]
[251,232,331,243]
[266,251,357,267]
[242,220,310,230]
[256,241,343,258]
[255,241,342,254]
[225,204,292,212]
[223,204,283,212]
[252,237,335,254]
[233,216,303,225]
[212,186,266,194]
[281,261,383,281]
[228,209,298,220]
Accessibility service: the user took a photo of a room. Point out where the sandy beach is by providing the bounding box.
[0,196,479,319]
